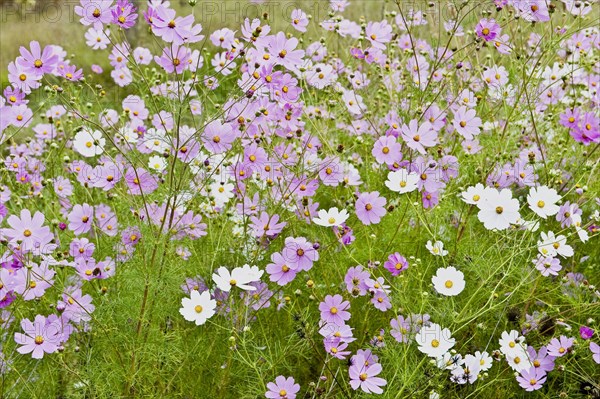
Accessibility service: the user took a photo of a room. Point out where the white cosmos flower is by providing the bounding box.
[209,181,235,207]
[432,266,465,296]
[385,169,419,194]
[73,129,105,157]
[450,354,481,384]
[435,352,463,370]
[499,330,527,357]
[415,323,455,358]
[312,207,349,227]
[148,155,167,172]
[506,351,532,372]
[212,265,263,292]
[571,214,589,243]
[476,188,520,230]
[426,240,448,256]
[527,186,561,219]
[537,231,574,258]
[179,290,216,326]
[461,183,491,205]
[474,351,493,371]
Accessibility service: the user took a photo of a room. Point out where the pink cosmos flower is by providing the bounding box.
[355,191,387,225]
[17,41,58,76]
[401,119,437,154]
[68,204,95,236]
[74,0,114,29]
[290,9,309,32]
[453,106,482,140]
[265,376,300,399]
[14,315,61,359]
[124,167,158,195]
[366,20,393,50]
[1,209,53,253]
[546,336,574,357]
[319,294,350,326]
[516,367,546,391]
[266,251,298,286]
[154,44,190,74]
[349,354,387,394]
[475,18,501,42]
[372,135,402,165]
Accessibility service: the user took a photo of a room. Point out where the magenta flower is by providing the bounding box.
[516,367,546,391]
[319,294,350,326]
[111,0,137,29]
[266,251,298,286]
[547,336,574,357]
[68,204,95,236]
[475,18,501,41]
[355,191,387,225]
[579,326,594,340]
[14,315,61,359]
[384,252,408,276]
[17,41,58,76]
[349,354,387,394]
[265,376,300,399]
[1,209,53,253]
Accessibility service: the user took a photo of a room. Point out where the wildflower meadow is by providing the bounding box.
[0,0,599,397]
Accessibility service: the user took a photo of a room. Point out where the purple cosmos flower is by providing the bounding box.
[14,315,61,359]
[516,367,546,391]
[181,276,207,294]
[1,209,53,253]
[344,265,369,296]
[121,226,141,246]
[579,326,594,340]
[281,236,319,271]
[526,346,555,373]
[349,354,387,394]
[124,167,158,195]
[265,376,300,399]
[154,44,191,74]
[17,41,58,76]
[372,135,402,165]
[390,315,412,343]
[547,336,574,357]
[57,288,95,323]
[591,342,600,364]
[68,204,94,236]
[534,255,561,276]
[324,336,351,359]
[69,237,95,260]
[75,0,114,28]
[266,251,297,286]
[319,294,350,326]
[250,212,287,238]
[265,32,305,72]
[111,0,137,29]
[453,106,481,140]
[290,9,309,32]
[384,253,408,276]
[365,20,393,50]
[401,120,437,154]
[475,18,501,41]
[7,61,41,94]
[355,191,387,225]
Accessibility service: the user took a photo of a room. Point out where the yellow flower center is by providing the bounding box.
[23,229,32,237]
[35,336,44,344]
[537,200,545,208]
[431,339,439,348]
[495,206,504,214]
[194,305,203,313]
[445,280,453,288]
[330,307,338,314]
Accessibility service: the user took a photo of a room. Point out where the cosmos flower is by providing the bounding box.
[348,354,387,394]
[212,265,263,292]
[476,188,521,230]
[265,376,300,399]
[319,294,350,326]
[312,207,349,227]
[415,323,455,358]
[432,266,465,296]
[179,290,216,326]
[355,191,387,225]
[516,367,546,391]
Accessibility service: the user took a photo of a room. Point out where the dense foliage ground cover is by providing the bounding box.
[0,0,599,397]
